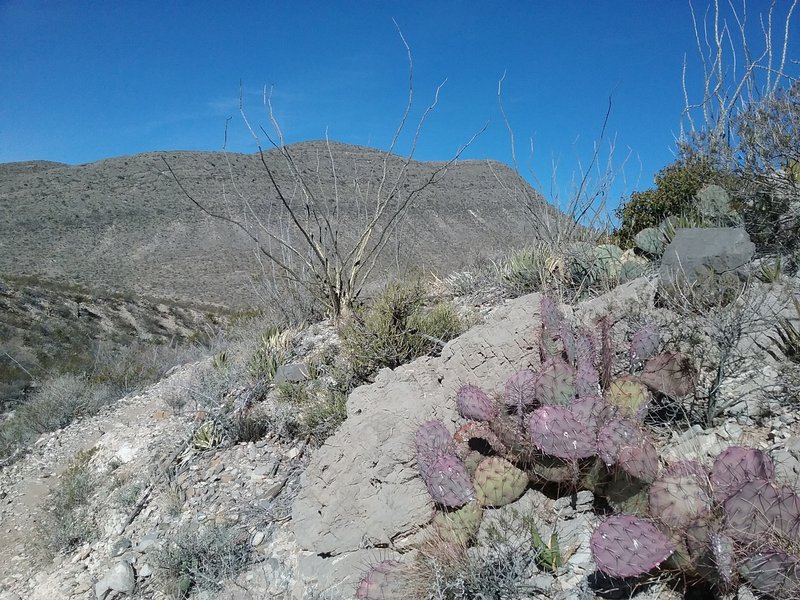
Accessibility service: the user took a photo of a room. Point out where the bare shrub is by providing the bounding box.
[679,0,800,255]
[164,26,482,320]
[153,524,250,595]
[0,374,116,463]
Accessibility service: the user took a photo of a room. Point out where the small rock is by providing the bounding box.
[263,479,286,500]
[274,362,309,384]
[252,531,265,547]
[109,538,132,558]
[135,532,159,552]
[95,561,135,599]
[138,563,153,578]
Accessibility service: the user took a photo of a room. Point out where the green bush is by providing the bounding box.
[614,158,738,248]
[341,280,464,381]
[498,245,562,296]
[273,381,347,445]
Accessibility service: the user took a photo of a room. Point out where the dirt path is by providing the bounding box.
[0,365,196,591]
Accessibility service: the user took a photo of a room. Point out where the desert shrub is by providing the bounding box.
[614,158,737,248]
[497,244,563,296]
[272,382,347,445]
[297,390,347,445]
[0,374,116,463]
[226,407,270,444]
[36,448,98,554]
[341,279,464,381]
[247,325,293,382]
[154,524,250,596]
[90,338,211,394]
[677,82,800,255]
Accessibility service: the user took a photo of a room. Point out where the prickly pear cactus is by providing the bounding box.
[540,295,563,333]
[534,358,576,406]
[453,421,508,460]
[606,377,650,419]
[575,364,600,399]
[709,446,775,503]
[473,456,528,507]
[415,419,455,469]
[575,327,596,370]
[590,514,674,578]
[739,551,800,600]
[619,260,648,282]
[638,351,693,398]
[456,384,498,422]
[356,560,408,600]
[527,405,596,460]
[596,416,642,466]
[649,472,712,529]
[634,226,667,256]
[422,453,475,508]
[696,184,739,223]
[503,369,538,409]
[724,479,800,543]
[617,440,659,483]
[630,323,660,367]
[432,500,483,545]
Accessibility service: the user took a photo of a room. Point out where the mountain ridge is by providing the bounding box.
[0,141,560,309]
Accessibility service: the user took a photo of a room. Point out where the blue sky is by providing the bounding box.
[2,1,797,213]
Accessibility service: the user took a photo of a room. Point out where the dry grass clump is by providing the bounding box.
[341,278,465,382]
[35,448,99,555]
[153,523,250,596]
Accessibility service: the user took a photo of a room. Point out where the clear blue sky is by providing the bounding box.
[2,1,797,213]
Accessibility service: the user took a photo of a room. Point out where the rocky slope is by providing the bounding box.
[0,273,228,409]
[1,266,799,600]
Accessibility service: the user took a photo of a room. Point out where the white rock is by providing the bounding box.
[94,561,135,599]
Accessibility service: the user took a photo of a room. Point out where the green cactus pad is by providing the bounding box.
[649,473,712,530]
[606,377,650,419]
[634,226,667,256]
[534,357,576,406]
[432,500,483,545]
[603,470,649,515]
[473,456,528,507]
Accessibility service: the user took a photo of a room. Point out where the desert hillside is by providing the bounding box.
[0,142,558,309]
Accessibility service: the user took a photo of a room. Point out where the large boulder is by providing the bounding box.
[659,227,755,284]
[291,294,543,595]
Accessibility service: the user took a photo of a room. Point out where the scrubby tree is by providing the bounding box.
[616,0,799,253]
[164,27,481,320]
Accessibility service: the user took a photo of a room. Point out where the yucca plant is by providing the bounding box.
[768,295,800,363]
[757,255,784,283]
